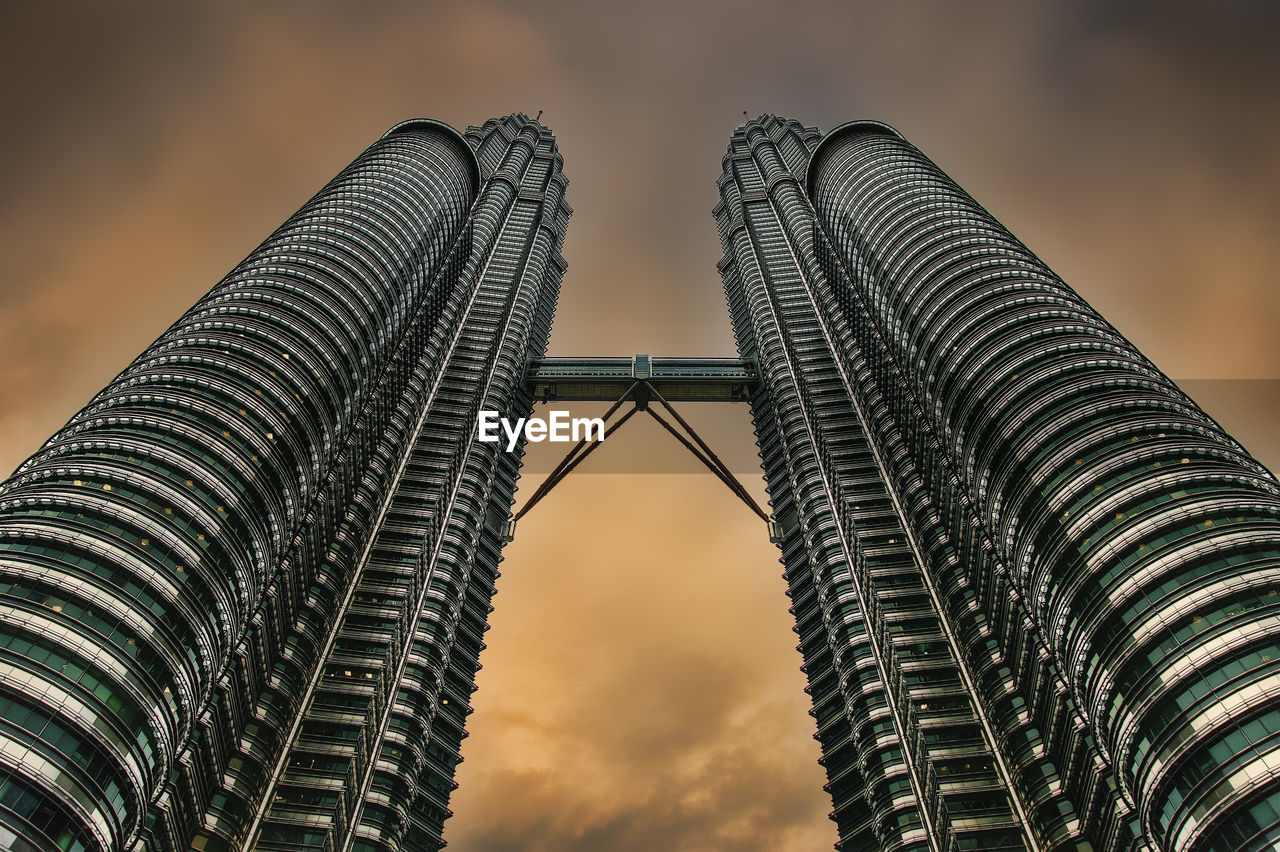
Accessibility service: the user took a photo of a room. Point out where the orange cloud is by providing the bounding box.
[1,2,1276,848]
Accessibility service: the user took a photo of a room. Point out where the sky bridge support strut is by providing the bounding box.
[512,356,769,529]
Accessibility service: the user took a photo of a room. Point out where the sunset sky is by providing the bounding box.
[2,3,1278,849]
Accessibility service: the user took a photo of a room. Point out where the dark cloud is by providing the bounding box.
[1,2,1276,848]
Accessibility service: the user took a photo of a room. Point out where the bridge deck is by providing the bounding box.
[526,356,756,402]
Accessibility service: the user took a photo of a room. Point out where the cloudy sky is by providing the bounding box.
[2,2,1278,849]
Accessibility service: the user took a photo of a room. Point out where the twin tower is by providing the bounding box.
[0,114,1278,852]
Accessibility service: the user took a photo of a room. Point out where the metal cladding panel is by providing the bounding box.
[0,123,477,852]
[243,114,569,852]
[807,125,1280,850]
[718,115,1038,852]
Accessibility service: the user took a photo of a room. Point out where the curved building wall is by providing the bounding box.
[807,124,1280,851]
[241,113,569,852]
[719,116,1057,852]
[0,123,478,852]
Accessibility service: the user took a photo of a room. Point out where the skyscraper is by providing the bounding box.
[1,110,1276,852]
[716,116,1280,851]
[0,114,568,852]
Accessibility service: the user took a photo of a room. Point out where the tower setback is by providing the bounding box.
[0,114,568,852]
[0,111,1276,852]
[717,115,1280,852]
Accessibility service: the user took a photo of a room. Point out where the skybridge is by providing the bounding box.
[525,354,757,403]
[517,354,773,534]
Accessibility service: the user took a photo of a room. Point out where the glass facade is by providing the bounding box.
[0,114,569,852]
[1,109,1275,852]
[718,116,1280,851]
